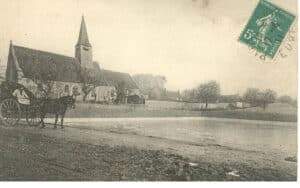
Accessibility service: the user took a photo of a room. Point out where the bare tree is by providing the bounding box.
[31,59,57,98]
[260,89,277,110]
[79,67,98,102]
[115,81,126,104]
[243,88,277,110]
[196,81,220,108]
[277,95,293,104]
[243,88,261,107]
[132,74,167,99]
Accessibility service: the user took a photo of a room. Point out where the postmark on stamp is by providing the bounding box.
[239,0,295,59]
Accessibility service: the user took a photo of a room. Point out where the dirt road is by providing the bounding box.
[0,117,297,181]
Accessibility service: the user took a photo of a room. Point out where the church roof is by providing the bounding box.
[92,62,109,86]
[11,45,106,86]
[13,45,82,83]
[102,69,139,90]
[76,16,91,47]
[9,44,137,89]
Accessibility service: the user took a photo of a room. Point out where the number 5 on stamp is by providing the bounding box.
[239,0,295,59]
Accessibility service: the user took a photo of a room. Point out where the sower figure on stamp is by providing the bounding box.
[256,10,282,45]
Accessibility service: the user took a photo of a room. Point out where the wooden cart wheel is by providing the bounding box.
[0,99,21,126]
[25,105,41,126]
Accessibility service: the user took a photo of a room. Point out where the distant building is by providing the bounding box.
[218,95,251,109]
[218,95,241,103]
[165,90,182,101]
[102,69,140,95]
[5,16,140,103]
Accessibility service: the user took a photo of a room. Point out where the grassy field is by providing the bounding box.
[65,102,297,122]
[199,110,297,122]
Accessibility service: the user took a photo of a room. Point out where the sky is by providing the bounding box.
[0,0,298,97]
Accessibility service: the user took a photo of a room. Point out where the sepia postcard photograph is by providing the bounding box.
[0,0,298,182]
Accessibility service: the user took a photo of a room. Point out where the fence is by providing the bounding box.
[145,100,228,111]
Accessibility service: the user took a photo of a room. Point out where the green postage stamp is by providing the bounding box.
[239,0,295,58]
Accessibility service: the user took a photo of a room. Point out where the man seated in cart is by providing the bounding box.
[13,86,30,106]
[12,82,45,108]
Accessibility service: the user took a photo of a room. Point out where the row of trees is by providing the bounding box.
[182,81,220,108]
[277,95,297,107]
[31,60,296,108]
[243,88,276,109]
[182,80,296,109]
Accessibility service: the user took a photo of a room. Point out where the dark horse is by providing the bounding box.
[39,96,76,129]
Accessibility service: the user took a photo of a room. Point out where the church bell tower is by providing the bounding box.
[75,16,93,68]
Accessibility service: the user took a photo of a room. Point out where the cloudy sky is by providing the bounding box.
[0,0,297,97]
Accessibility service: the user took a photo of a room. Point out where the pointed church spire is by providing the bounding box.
[75,16,93,68]
[77,16,91,47]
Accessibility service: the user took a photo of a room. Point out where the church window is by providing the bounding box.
[64,85,70,94]
[72,86,80,96]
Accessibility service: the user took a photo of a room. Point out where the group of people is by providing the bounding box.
[13,83,71,107]
[10,82,76,129]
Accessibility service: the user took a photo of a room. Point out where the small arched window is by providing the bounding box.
[64,85,70,94]
[72,86,80,96]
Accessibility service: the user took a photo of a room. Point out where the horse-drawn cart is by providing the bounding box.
[0,81,41,127]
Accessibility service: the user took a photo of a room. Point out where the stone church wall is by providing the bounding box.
[18,78,114,103]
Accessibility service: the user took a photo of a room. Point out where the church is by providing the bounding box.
[5,16,140,103]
